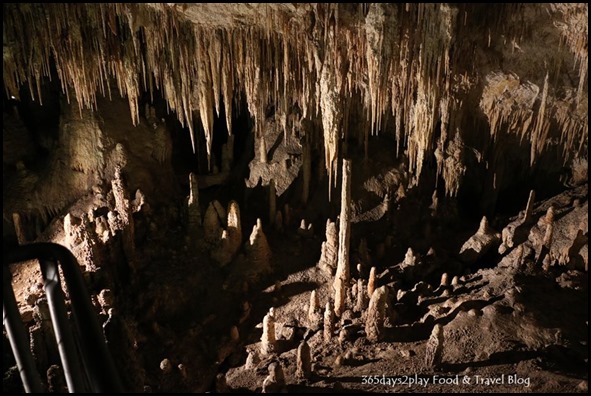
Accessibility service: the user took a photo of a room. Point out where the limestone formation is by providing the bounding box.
[247,219,272,273]
[203,202,222,245]
[334,276,346,317]
[335,159,352,287]
[425,324,444,368]
[262,362,285,393]
[296,340,312,380]
[12,213,27,245]
[260,308,276,356]
[401,248,417,269]
[368,267,377,299]
[111,167,136,269]
[318,219,338,275]
[365,286,388,342]
[459,216,500,264]
[226,200,242,258]
[355,278,367,313]
[307,290,322,329]
[523,190,536,224]
[440,273,449,287]
[323,301,335,343]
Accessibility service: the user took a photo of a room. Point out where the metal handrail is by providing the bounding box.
[3,242,124,393]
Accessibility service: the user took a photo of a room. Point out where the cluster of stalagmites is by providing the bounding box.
[471,185,588,272]
[60,166,143,274]
[185,173,278,279]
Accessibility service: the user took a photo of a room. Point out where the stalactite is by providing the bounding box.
[2,3,587,201]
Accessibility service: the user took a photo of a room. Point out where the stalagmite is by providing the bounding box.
[318,219,338,276]
[187,173,202,236]
[226,200,242,258]
[111,167,136,270]
[543,220,554,248]
[367,267,377,299]
[323,301,335,343]
[334,277,346,318]
[247,219,272,273]
[440,273,449,287]
[459,216,500,264]
[365,286,388,342]
[262,362,285,393]
[12,213,27,245]
[307,290,322,329]
[334,159,352,292]
[425,324,444,368]
[355,278,367,313]
[523,190,536,224]
[260,308,276,356]
[401,248,417,269]
[203,202,222,245]
[296,340,312,380]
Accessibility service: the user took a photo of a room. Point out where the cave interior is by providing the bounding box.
[2,3,588,393]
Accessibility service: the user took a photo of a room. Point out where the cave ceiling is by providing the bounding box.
[2,3,588,196]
